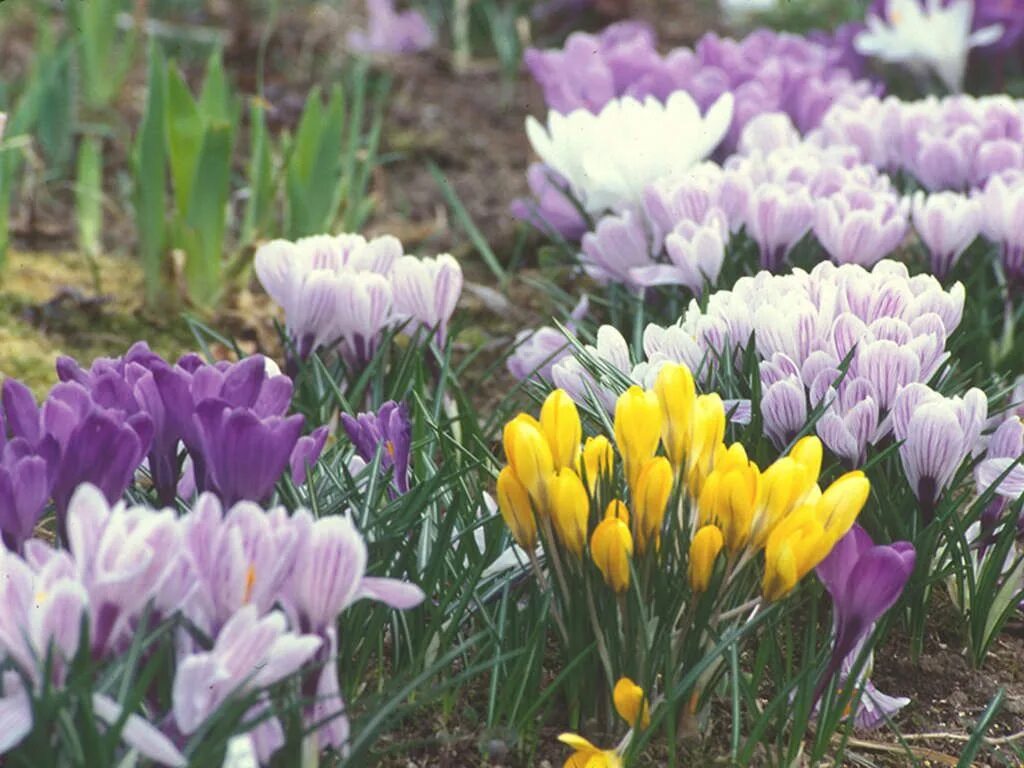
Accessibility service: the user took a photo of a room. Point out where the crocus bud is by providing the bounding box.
[613,677,650,729]
[614,386,663,492]
[503,414,554,509]
[605,499,630,526]
[591,517,633,593]
[581,435,615,493]
[750,457,804,549]
[816,470,870,541]
[541,389,581,471]
[654,363,696,472]
[687,393,726,497]
[689,524,725,593]
[549,468,590,558]
[633,456,673,555]
[497,467,537,550]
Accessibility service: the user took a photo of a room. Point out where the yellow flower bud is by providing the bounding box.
[503,414,554,509]
[496,466,537,550]
[591,516,633,593]
[689,524,724,593]
[613,677,650,729]
[549,468,590,559]
[789,435,822,482]
[614,386,662,491]
[686,393,726,497]
[557,734,623,768]
[541,389,582,471]
[762,538,798,602]
[604,499,630,526]
[816,470,870,540]
[633,456,673,555]
[654,363,695,472]
[581,435,615,493]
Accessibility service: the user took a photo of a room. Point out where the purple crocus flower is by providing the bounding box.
[814,184,909,267]
[510,164,590,241]
[341,401,413,494]
[346,0,435,56]
[814,524,915,725]
[979,172,1024,286]
[744,182,815,272]
[391,254,464,344]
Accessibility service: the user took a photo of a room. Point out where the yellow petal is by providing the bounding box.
[503,414,555,509]
[496,466,537,550]
[582,435,615,493]
[613,677,651,729]
[549,468,590,558]
[689,524,724,593]
[654,363,695,471]
[614,386,662,491]
[591,517,633,593]
[817,470,870,539]
[541,389,582,471]
[633,456,673,554]
[604,499,630,526]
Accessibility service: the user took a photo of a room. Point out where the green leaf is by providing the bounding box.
[198,50,235,126]
[182,121,233,306]
[240,99,274,247]
[165,65,204,217]
[133,43,169,305]
[75,136,103,259]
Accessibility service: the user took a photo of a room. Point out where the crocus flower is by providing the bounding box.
[744,182,815,271]
[580,209,656,289]
[854,0,1004,92]
[341,401,413,494]
[814,525,915,726]
[346,0,435,55]
[814,184,909,267]
[631,209,728,293]
[979,172,1024,286]
[525,91,734,215]
[911,190,982,277]
[391,254,464,343]
[510,163,590,240]
[892,383,987,519]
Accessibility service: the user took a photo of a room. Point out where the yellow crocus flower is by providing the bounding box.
[591,516,633,593]
[496,466,537,550]
[697,453,759,552]
[549,468,590,559]
[558,734,623,768]
[614,386,662,491]
[689,524,724,593]
[581,435,615,493]
[541,389,582,471]
[654,362,696,472]
[503,413,555,509]
[816,470,870,541]
[633,456,674,554]
[761,505,834,601]
[613,677,651,729]
[686,393,726,497]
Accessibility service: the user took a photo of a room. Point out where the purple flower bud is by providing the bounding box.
[631,209,727,293]
[814,185,909,267]
[745,182,815,272]
[581,209,655,289]
[510,164,589,241]
[911,190,982,278]
[391,254,463,344]
[341,401,413,494]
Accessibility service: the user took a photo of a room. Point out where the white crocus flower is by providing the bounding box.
[525,91,734,215]
[854,0,1003,93]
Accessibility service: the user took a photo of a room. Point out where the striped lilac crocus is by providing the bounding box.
[814,525,915,728]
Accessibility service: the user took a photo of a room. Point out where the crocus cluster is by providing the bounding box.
[811,94,1024,190]
[254,232,463,368]
[54,342,327,508]
[346,0,435,56]
[341,400,413,495]
[0,484,424,765]
[549,260,977,506]
[0,375,151,550]
[515,22,877,238]
[496,368,872,733]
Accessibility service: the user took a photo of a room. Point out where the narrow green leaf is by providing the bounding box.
[239,99,274,247]
[75,136,103,258]
[429,162,507,283]
[133,43,168,305]
[183,122,233,306]
[165,65,204,217]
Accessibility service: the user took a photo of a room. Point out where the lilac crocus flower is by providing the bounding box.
[814,525,915,727]
[979,172,1024,286]
[911,190,982,278]
[580,209,656,289]
[892,383,987,519]
[507,296,590,383]
[631,208,728,293]
[282,512,424,753]
[391,254,464,344]
[510,164,589,241]
[341,401,413,494]
[744,182,815,271]
[346,0,435,55]
[814,184,909,267]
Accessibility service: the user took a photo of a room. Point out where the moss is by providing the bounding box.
[0,250,197,396]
